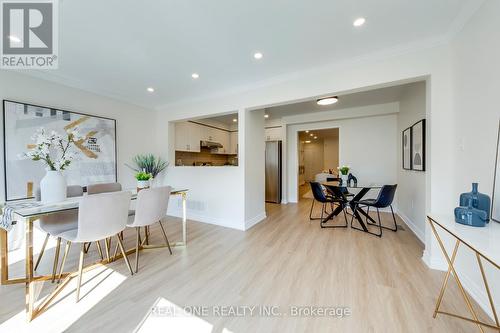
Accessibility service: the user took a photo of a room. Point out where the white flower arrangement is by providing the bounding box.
[23,127,84,171]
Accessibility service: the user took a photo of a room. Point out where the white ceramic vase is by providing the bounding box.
[137,180,150,189]
[40,170,67,203]
[340,174,348,184]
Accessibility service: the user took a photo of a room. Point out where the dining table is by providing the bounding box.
[0,187,188,321]
[321,181,382,235]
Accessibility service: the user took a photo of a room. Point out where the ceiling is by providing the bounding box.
[299,128,339,142]
[265,82,421,119]
[24,0,475,109]
[199,113,238,126]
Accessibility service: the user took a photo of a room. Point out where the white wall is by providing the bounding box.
[303,139,324,182]
[0,71,156,195]
[287,109,398,203]
[243,109,266,228]
[323,137,339,172]
[444,0,500,319]
[397,82,427,241]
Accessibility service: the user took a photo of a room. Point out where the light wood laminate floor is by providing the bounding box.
[0,195,493,332]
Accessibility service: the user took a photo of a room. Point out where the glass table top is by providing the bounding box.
[321,181,382,189]
[5,188,188,218]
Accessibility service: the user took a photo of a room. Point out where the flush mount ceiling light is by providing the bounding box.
[233,118,238,122]
[254,52,263,60]
[191,73,199,79]
[353,17,366,27]
[264,114,269,119]
[147,87,154,93]
[8,35,21,43]
[316,96,338,106]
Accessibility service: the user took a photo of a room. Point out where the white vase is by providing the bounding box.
[40,170,67,203]
[137,180,150,189]
[340,174,348,184]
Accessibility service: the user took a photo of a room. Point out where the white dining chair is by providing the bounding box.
[126,186,172,273]
[57,191,134,302]
[34,185,83,281]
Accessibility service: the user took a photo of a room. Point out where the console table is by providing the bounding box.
[427,214,500,332]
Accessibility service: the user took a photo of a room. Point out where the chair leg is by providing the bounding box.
[158,221,172,255]
[76,244,85,302]
[51,237,62,282]
[34,233,50,271]
[135,227,140,273]
[342,205,348,227]
[104,238,111,263]
[376,208,383,237]
[95,241,104,260]
[116,234,134,276]
[309,200,315,221]
[390,205,398,232]
[83,242,91,254]
[57,241,71,282]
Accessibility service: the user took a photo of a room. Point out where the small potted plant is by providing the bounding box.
[126,154,169,187]
[337,165,350,184]
[136,171,152,192]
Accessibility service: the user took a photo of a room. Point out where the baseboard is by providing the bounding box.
[167,209,246,231]
[394,209,425,243]
[245,212,267,230]
[422,249,447,271]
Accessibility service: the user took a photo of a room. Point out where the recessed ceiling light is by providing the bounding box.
[192,73,199,79]
[305,130,309,133]
[254,52,263,60]
[8,35,21,43]
[310,133,314,137]
[264,114,269,119]
[353,17,366,27]
[317,96,338,106]
[305,140,311,143]
[233,118,237,122]
[147,87,154,93]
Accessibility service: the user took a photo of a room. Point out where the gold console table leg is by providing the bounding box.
[428,217,499,332]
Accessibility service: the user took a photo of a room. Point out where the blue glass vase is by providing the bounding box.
[459,183,491,222]
[455,199,487,227]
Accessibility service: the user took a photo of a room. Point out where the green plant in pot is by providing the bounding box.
[127,154,169,187]
[136,171,152,191]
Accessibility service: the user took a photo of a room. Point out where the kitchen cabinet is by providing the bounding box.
[175,122,201,152]
[265,127,282,141]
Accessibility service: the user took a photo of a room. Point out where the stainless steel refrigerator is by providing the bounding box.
[265,141,282,203]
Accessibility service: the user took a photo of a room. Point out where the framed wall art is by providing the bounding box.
[402,127,412,170]
[3,100,117,201]
[411,119,426,171]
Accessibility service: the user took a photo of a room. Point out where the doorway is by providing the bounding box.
[298,128,339,200]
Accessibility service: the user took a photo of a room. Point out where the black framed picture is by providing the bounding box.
[411,119,426,171]
[3,100,117,201]
[402,127,412,170]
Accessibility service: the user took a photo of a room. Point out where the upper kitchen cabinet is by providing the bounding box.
[175,121,201,152]
[265,127,283,141]
[173,112,239,166]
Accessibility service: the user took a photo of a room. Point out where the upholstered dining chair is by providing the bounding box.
[85,182,132,259]
[86,182,122,195]
[309,182,348,228]
[350,184,398,237]
[124,186,172,273]
[57,191,133,302]
[34,185,83,281]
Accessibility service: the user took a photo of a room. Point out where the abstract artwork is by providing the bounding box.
[411,119,425,171]
[492,121,500,223]
[402,127,412,170]
[3,100,117,201]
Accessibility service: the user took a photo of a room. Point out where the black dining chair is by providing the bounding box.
[309,182,348,228]
[350,184,398,237]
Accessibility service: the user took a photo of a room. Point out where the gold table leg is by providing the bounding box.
[1,229,8,284]
[25,217,35,321]
[428,217,499,333]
